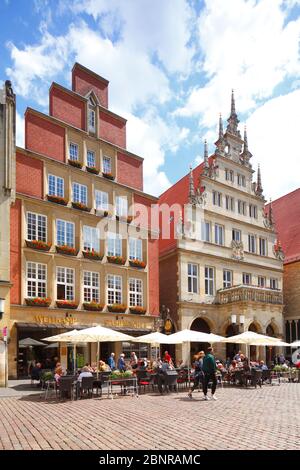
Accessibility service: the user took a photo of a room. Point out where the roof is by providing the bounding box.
[270,188,300,264]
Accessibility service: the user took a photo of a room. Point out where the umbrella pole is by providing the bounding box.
[188,341,191,389]
[96,341,100,380]
[73,344,76,375]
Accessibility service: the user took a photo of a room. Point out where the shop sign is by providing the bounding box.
[103,319,150,329]
[34,315,77,325]
[164,318,174,335]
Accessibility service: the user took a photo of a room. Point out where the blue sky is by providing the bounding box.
[1,0,300,197]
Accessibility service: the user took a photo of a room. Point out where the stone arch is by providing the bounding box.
[188,315,215,333]
[265,320,280,337]
[248,320,263,334]
[189,317,212,358]
[265,321,280,365]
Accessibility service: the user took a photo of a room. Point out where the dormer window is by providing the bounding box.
[88,109,95,133]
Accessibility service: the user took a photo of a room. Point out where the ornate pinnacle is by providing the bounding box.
[203,140,210,175]
[226,89,240,137]
[188,165,195,203]
[240,125,253,166]
[268,198,274,227]
[255,164,263,197]
[219,113,223,139]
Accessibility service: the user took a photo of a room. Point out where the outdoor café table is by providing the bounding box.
[107,376,138,399]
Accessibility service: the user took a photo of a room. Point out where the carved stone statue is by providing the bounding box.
[231,240,244,260]
[273,240,285,261]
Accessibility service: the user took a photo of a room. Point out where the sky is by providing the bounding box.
[0,0,300,199]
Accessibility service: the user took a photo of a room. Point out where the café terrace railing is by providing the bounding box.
[216,285,283,305]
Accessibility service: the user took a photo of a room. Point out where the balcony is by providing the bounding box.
[216,285,283,305]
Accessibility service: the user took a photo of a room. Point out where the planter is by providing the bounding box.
[129,307,146,315]
[102,172,114,180]
[96,209,110,218]
[107,256,126,265]
[82,250,103,261]
[86,166,99,175]
[56,300,78,309]
[47,194,68,206]
[83,302,104,312]
[25,240,51,252]
[68,159,83,169]
[129,259,146,269]
[107,304,127,313]
[72,201,90,212]
[25,297,51,307]
[56,245,78,256]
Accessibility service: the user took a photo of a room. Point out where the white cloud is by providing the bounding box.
[247,89,300,200]
[16,112,25,148]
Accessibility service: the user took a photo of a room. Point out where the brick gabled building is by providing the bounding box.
[270,189,300,346]
[159,93,284,364]
[7,63,159,378]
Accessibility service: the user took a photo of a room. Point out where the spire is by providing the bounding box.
[203,139,210,175]
[218,113,223,139]
[255,164,263,197]
[240,125,252,166]
[226,89,241,137]
[268,198,274,227]
[215,114,226,156]
[188,164,195,203]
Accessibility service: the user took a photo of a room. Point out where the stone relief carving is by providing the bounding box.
[231,240,244,260]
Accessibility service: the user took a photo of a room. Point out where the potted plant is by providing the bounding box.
[96,209,110,218]
[129,259,146,269]
[68,159,83,169]
[56,300,78,309]
[25,297,51,307]
[102,172,114,180]
[56,245,78,256]
[107,255,126,265]
[83,302,104,312]
[107,304,127,313]
[86,166,99,175]
[25,240,51,252]
[72,201,90,212]
[129,306,146,315]
[82,250,103,261]
[47,194,68,205]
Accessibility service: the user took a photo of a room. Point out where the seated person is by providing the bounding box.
[31,362,42,384]
[54,366,63,384]
[229,360,238,374]
[98,360,111,372]
[258,360,268,371]
[78,366,93,383]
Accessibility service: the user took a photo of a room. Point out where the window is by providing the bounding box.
[258,276,266,288]
[259,237,267,256]
[249,204,258,218]
[95,190,109,211]
[212,191,222,207]
[72,182,87,205]
[223,270,232,288]
[129,278,143,307]
[87,150,95,168]
[84,271,100,303]
[215,224,224,245]
[26,262,47,298]
[88,109,96,132]
[270,278,278,290]
[103,156,112,174]
[83,226,99,252]
[237,174,246,187]
[116,195,128,218]
[248,234,256,253]
[107,274,122,304]
[243,273,251,285]
[201,221,211,242]
[56,219,74,247]
[205,267,214,295]
[27,212,47,242]
[232,229,241,242]
[69,142,79,161]
[225,195,235,211]
[188,263,198,294]
[107,232,122,257]
[225,169,234,182]
[238,200,246,215]
[48,174,64,197]
[56,267,74,300]
[129,238,143,261]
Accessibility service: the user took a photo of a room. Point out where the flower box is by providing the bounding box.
[83,302,104,312]
[102,172,114,180]
[129,259,146,269]
[47,194,68,206]
[56,300,78,309]
[25,297,51,307]
[107,256,126,265]
[72,201,90,212]
[96,209,110,218]
[68,159,83,169]
[129,307,146,315]
[107,304,127,313]
[82,250,103,261]
[86,166,99,175]
[25,240,51,252]
[56,245,78,256]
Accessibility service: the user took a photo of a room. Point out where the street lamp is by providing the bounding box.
[0,298,4,321]
[239,315,245,325]
[231,314,237,324]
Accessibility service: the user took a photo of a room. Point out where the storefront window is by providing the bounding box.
[121,342,149,360]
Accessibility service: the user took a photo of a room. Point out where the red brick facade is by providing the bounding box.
[72,63,108,108]
[159,254,179,326]
[99,111,126,148]
[16,151,43,198]
[10,200,22,304]
[50,84,86,130]
[117,152,143,191]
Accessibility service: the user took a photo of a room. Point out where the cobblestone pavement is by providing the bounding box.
[0,383,299,450]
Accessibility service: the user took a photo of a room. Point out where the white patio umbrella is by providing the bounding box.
[43,329,85,374]
[223,331,289,360]
[290,340,300,348]
[44,342,59,349]
[19,337,46,347]
[133,331,182,362]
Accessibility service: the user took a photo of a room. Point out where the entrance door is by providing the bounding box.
[225,324,239,360]
[190,318,211,360]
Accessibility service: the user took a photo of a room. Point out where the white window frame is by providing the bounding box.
[48,174,64,197]
[72,182,87,205]
[26,262,47,298]
[258,276,266,288]
[88,109,96,133]
[129,238,143,261]
[238,200,246,215]
[213,191,222,207]
[249,204,258,218]
[225,169,234,182]
[259,237,267,256]
[215,224,224,246]
[56,219,75,247]
[116,195,128,218]
[248,234,257,254]
[107,274,122,304]
[232,229,241,242]
[69,142,79,161]
[243,273,252,285]
[129,278,143,307]
[107,232,122,257]
[201,221,211,242]
[270,278,278,290]
[223,270,232,289]
[237,174,246,187]
[56,266,75,301]
[95,190,109,211]
[103,156,112,174]
[87,150,95,168]
[188,263,198,294]
[205,266,214,296]
[83,225,100,252]
[83,271,100,303]
[27,212,47,242]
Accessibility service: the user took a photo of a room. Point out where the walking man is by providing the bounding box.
[202,346,217,401]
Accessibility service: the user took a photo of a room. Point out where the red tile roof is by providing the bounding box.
[270,188,300,264]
